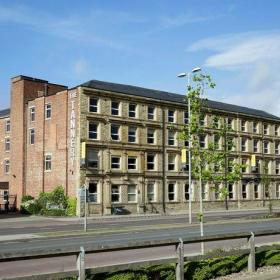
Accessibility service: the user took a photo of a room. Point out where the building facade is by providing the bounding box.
[1,75,280,215]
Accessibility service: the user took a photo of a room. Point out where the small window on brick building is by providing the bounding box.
[129,104,137,118]
[111,101,120,116]
[89,123,98,140]
[128,127,136,143]
[30,107,35,122]
[45,155,52,171]
[147,107,155,120]
[111,125,120,141]
[5,120,10,133]
[128,156,137,170]
[45,104,51,119]
[111,156,121,169]
[30,128,35,145]
[127,185,137,202]
[5,159,9,174]
[5,138,10,152]
[89,98,98,113]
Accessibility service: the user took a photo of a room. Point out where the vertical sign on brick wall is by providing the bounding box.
[70,92,77,166]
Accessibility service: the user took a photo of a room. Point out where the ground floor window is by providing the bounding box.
[111,185,120,202]
[254,184,259,199]
[214,183,220,200]
[184,184,189,200]
[89,182,98,202]
[147,182,155,202]
[242,184,247,199]
[127,185,137,202]
[276,184,280,198]
[168,183,175,201]
[228,184,233,199]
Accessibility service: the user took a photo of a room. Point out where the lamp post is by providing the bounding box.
[178,67,201,224]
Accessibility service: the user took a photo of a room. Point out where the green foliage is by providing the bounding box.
[21,195,34,202]
[37,186,67,209]
[197,212,203,222]
[21,199,41,214]
[39,208,66,216]
[66,197,77,216]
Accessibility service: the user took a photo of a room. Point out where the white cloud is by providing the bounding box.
[188,31,280,116]
[74,59,88,76]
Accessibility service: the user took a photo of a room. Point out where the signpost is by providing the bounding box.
[79,187,89,232]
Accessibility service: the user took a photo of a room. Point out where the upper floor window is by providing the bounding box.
[228,137,234,151]
[147,129,155,144]
[4,159,9,174]
[214,183,220,200]
[5,120,10,133]
[111,156,121,169]
[227,118,233,129]
[128,127,136,143]
[5,138,10,152]
[30,107,35,122]
[253,140,259,153]
[242,159,247,173]
[89,182,98,202]
[89,123,98,140]
[241,120,246,132]
[214,135,220,150]
[147,154,155,170]
[45,103,51,119]
[111,125,120,141]
[263,124,268,135]
[253,122,258,133]
[228,158,234,173]
[200,135,206,148]
[264,141,269,154]
[89,98,98,113]
[200,115,205,126]
[275,125,279,136]
[129,104,136,118]
[147,107,155,120]
[213,117,219,128]
[276,185,280,198]
[168,131,175,146]
[168,109,175,123]
[45,155,52,171]
[111,101,120,116]
[184,111,189,124]
[168,154,176,171]
[30,128,35,145]
[241,138,247,152]
[128,157,137,170]
[88,150,99,169]
[276,161,280,175]
[276,142,279,155]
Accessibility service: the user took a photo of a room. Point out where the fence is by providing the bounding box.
[1,229,280,280]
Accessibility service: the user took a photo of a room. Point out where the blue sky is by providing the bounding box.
[1,1,280,116]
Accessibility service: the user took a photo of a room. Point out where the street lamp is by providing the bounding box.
[178,67,201,225]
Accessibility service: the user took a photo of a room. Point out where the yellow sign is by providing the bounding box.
[181,149,187,163]
[251,155,256,167]
[81,142,86,159]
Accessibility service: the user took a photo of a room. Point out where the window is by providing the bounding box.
[111,185,120,202]
[185,139,189,148]
[4,159,9,174]
[228,158,234,173]
[128,157,137,170]
[275,125,279,136]
[213,117,219,128]
[111,101,120,116]
[147,129,155,144]
[30,128,35,145]
[129,104,136,118]
[147,107,155,120]
[228,184,233,199]
[264,124,268,135]
[5,120,10,132]
[241,120,246,132]
[111,125,120,141]
[276,142,279,155]
[128,127,136,143]
[3,190,8,201]
[45,103,51,119]
[89,182,98,202]
[5,138,10,152]
[30,107,35,122]
[242,184,247,199]
[127,185,137,202]
[168,109,175,123]
[45,155,52,171]
[227,118,233,129]
[147,182,155,201]
[214,162,220,173]
[88,150,98,169]
[111,156,121,169]
[185,184,189,200]
[147,154,155,170]
[89,98,98,113]
[184,111,189,124]
[214,183,220,200]
[228,137,233,151]
[241,138,247,152]
[89,123,98,140]
[254,184,259,199]
[242,159,247,173]
[276,185,280,198]
[214,135,220,150]
[253,122,258,133]
[253,140,258,153]
[276,161,280,175]
[264,141,269,154]
[200,115,205,126]
[168,183,175,201]
[168,131,175,146]
[168,155,176,171]
[200,135,205,148]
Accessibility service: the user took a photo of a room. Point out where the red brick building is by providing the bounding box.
[1,75,280,215]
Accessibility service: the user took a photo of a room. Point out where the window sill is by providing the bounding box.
[44,170,52,173]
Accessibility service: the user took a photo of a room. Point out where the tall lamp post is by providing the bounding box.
[178,67,201,224]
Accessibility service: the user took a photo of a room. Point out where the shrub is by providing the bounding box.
[39,208,66,216]
[21,199,41,214]
[37,186,67,209]
[22,195,34,203]
[66,197,77,216]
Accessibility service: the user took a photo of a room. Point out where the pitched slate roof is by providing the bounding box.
[80,79,280,121]
[0,108,10,118]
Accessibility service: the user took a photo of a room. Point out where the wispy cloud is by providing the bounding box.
[74,59,88,76]
[188,31,280,116]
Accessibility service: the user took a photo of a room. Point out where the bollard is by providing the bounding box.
[77,246,85,280]
[248,231,255,272]
[176,238,184,280]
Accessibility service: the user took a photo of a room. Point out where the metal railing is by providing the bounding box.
[1,229,280,280]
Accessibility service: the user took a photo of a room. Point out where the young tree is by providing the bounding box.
[261,161,272,206]
[176,73,245,253]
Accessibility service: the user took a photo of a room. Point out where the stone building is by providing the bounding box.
[1,75,280,215]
